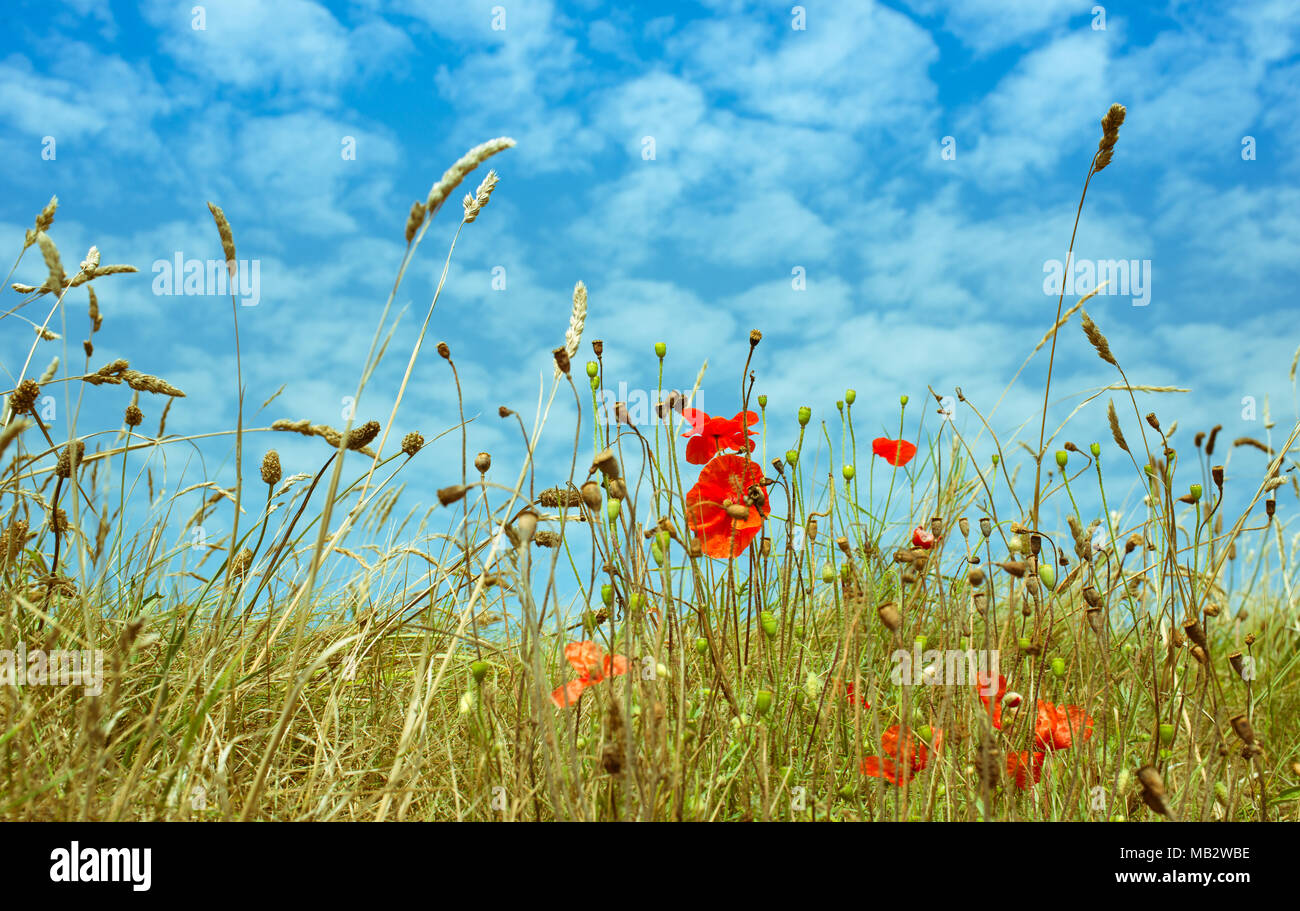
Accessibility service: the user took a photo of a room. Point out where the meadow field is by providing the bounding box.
[1,104,1296,823]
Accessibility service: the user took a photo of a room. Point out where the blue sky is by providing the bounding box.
[3,0,1299,585]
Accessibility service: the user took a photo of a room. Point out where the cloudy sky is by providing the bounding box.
[3,0,1298,575]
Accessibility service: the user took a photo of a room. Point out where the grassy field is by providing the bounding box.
[1,105,1296,822]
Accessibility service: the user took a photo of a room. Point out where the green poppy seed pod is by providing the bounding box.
[1018,636,1032,650]
[1189,484,1203,502]
[798,406,811,426]
[601,584,614,606]
[785,449,798,467]
[915,635,928,652]
[1158,723,1175,746]
[900,395,909,406]
[845,388,856,405]
[917,725,934,745]
[654,342,666,358]
[590,375,600,392]
[628,592,644,612]
[755,690,773,715]
[586,360,599,378]
[1038,563,1056,590]
[1090,442,1101,457]
[757,394,768,408]
[843,464,855,481]
[1055,450,1068,469]
[1050,657,1066,677]
[821,564,836,583]
[471,660,489,684]
[991,453,1000,466]
[606,500,621,521]
[695,637,709,657]
[760,610,778,639]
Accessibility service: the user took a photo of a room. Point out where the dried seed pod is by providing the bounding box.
[1137,766,1172,818]
[967,567,985,587]
[474,451,491,473]
[513,510,538,546]
[534,531,561,548]
[580,480,602,510]
[124,403,144,427]
[1085,606,1105,635]
[1182,618,1208,652]
[437,484,468,506]
[876,601,902,631]
[979,517,992,538]
[1229,713,1256,745]
[958,517,970,538]
[608,478,628,501]
[591,448,621,480]
[1228,651,1246,678]
[55,440,85,478]
[997,561,1027,578]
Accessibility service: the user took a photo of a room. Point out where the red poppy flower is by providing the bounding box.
[1006,750,1046,789]
[1034,700,1095,751]
[550,640,629,708]
[681,408,758,465]
[860,724,942,785]
[685,453,769,558]
[844,682,870,708]
[872,437,917,467]
[976,672,1007,728]
[912,526,935,549]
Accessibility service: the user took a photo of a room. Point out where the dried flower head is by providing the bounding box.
[402,432,424,457]
[261,450,282,486]
[346,420,380,451]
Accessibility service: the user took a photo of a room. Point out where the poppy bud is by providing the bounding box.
[845,388,856,405]
[757,394,768,408]
[471,660,489,684]
[655,342,666,358]
[991,453,999,466]
[1055,450,1068,469]
[785,449,799,467]
[1038,563,1056,590]
[695,637,709,657]
[798,406,811,426]
[1018,636,1033,650]
[761,610,778,639]
[607,500,621,521]
[651,538,665,565]
[1188,483,1202,502]
[1090,442,1101,457]
[842,464,855,481]
[1051,657,1066,677]
[601,584,614,606]
[821,564,836,583]
[755,690,773,715]
[914,634,928,652]
[586,360,599,378]
[900,395,909,406]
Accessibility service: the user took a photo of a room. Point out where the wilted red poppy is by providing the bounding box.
[1035,700,1094,751]
[860,724,942,785]
[681,408,758,465]
[1006,750,1046,789]
[872,437,917,467]
[912,526,935,549]
[685,453,769,558]
[551,640,629,708]
[844,682,870,708]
